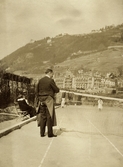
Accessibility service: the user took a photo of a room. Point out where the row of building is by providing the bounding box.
[54,70,123,94]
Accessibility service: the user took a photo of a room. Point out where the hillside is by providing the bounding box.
[56,47,123,72]
[1,23,123,76]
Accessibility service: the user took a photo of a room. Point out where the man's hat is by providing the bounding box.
[45,68,53,74]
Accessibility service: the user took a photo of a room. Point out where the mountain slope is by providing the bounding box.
[1,23,123,76]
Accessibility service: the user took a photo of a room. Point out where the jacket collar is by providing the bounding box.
[45,74,50,78]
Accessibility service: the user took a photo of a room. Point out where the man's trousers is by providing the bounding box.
[39,104,53,137]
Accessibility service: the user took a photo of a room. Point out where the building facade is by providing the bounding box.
[55,70,123,93]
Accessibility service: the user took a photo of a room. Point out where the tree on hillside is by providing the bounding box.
[98,43,106,51]
[121,30,123,42]
[117,66,123,77]
[0,60,8,73]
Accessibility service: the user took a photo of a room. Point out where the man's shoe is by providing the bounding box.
[41,135,45,137]
[48,134,57,138]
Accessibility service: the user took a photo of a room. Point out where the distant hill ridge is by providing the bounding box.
[1,23,123,76]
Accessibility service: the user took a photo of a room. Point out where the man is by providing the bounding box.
[98,98,103,111]
[61,91,66,108]
[36,69,59,137]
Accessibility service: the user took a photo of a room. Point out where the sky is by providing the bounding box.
[0,0,123,59]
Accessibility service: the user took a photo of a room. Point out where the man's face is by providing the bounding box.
[49,72,54,78]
